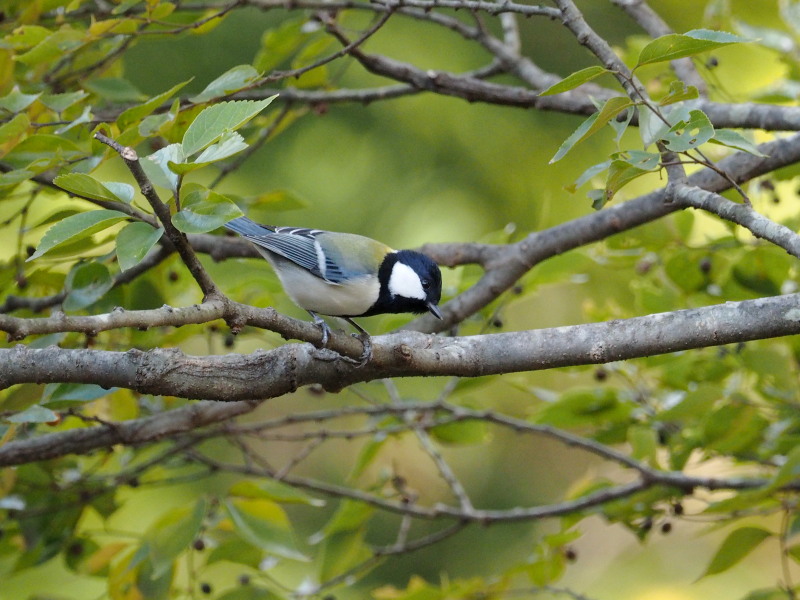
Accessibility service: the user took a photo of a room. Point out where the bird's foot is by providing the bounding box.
[309,312,332,348]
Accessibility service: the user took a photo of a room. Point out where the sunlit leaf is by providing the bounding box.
[117,79,192,130]
[224,498,307,561]
[27,209,129,261]
[189,65,262,104]
[700,527,772,578]
[539,66,611,96]
[550,97,633,163]
[182,98,276,157]
[54,173,130,204]
[172,188,243,233]
[637,29,749,67]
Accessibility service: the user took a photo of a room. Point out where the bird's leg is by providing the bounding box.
[343,317,372,367]
[308,311,332,347]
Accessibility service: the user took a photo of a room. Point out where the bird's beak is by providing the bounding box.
[427,302,443,320]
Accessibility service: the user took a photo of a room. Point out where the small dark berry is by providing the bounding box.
[25,245,35,257]
[706,56,719,68]
[193,539,205,551]
[641,517,653,532]
[661,522,672,534]
[168,271,179,282]
[594,368,608,381]
[68,541,84,556]
[128,477,140,488]
[238,574,251,586]
[200,582,212,595]
[672,502,684,516]
[699,257,712,274]
[224,334,235,348]
[492,318,503,328]
[565,547,577,562]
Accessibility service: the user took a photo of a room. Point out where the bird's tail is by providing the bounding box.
[224,216,274,236]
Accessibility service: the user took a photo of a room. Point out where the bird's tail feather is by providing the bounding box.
[224,216,274,236]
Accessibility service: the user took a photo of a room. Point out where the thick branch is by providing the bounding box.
[5,293,800,400]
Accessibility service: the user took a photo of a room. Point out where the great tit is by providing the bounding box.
[224,216,443,364]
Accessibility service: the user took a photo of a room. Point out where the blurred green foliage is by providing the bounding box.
[2,1,800,599]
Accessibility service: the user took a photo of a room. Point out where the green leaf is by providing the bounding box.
[318,529,374,583]
[550,97,633,163]
[27,209,129,261]
[117,79,192,130]
[570,160,612,192]
[637,29,749,67]
[54,173,131,204]
[146,498,206,578]
[0,87,40,112]
[172,188,243,234]
[38,90,88,112]
[5,405,58,424]
[229,480,324,506]
[431,419,489,445]
[216,586,282,600]
[224,498,307,561]
[182,98,276,157]
[659,81,700,106]
[42,383,114,408]
[627,425,657,462]
[539,66,611,96]
[84,77,145,103]
[711,129,768,157]
[662,109,715,152]
[316,500,374,539]
[603,159,651,205]
[771,445,800,489]
[116,222,164,271]
[0,113,30,147]
[143,143,185,193]
[63,262,114,311]
[700,527,772,578]
[535,388,632,428]
[189,65,262,104]
[194,131,249,164]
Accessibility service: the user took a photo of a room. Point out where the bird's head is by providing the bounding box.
[380,250,443,319]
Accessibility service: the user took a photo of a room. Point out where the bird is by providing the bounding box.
[223,216,443,365]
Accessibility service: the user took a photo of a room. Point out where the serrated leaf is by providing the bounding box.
[116,222,164,271]
[539,66,611,96]
[54,173,128,204]
[604,159,651,203]
[182,98,276,157]
[5,405,58,424]
[637,29,749,67]
[63,262,113,311]
[194,131,248,163]
[550,97,633,163]
[146,498,206,578]
[27,210,129,261]
[117,79,191,130]
[189,65,262,104]
[700,527,772,578]
[172,188,243,233]
[224,498,307,561]
[711,129,768,157]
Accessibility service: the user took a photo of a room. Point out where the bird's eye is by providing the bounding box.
[421,279,430,290]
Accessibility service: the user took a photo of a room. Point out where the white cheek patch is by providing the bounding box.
[389,262,426,300]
